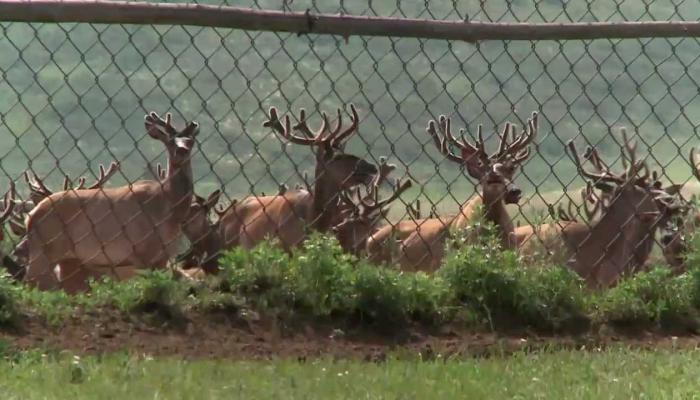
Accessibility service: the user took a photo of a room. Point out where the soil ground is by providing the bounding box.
[3,309,700,360]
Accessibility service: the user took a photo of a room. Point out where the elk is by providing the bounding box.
[11,162,121,236]
[367,111,538,272]
[658,148,700,272]
[24,112,199,292]
[215,104,378,257]
[333,166,412,256]
[176,189,224,274]
[515,182,607,266]
[518,132,676,288]
[8,163,121,282]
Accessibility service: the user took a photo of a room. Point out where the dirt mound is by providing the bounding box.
[2,309,700,360]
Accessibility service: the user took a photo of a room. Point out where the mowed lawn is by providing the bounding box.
[1,348,699,399]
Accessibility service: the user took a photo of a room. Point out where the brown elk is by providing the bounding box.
[24,112,199,292]
[333,169,412,256]
[215,104,378,257]
[517,132,677,288]
[9,163,121,283]
[515,182,607,266]
[658,148,700,272]
[367,111,538,272]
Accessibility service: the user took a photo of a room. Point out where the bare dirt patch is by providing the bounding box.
[2,309,700,360]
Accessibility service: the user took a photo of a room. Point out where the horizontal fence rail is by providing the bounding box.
[3,0,700,41]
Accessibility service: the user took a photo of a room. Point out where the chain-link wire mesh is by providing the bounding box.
[1,0,699,290]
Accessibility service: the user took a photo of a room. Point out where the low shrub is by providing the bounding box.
[0,273,21,327]
[89,270,189,320]
[594,266,695,329]
[438,227,588,332]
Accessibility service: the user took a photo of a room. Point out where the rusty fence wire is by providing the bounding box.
[1,0,700,290]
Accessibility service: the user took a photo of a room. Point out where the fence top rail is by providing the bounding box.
[2,0,700,41]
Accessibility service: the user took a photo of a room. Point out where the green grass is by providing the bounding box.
[2,348,700,399]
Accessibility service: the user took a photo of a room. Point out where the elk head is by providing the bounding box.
[264,104,378,232]
[334,177,412,255]
[145,112,199,169]
[180,189,223,274]
[427,112,538,207]
[264,105,377,190]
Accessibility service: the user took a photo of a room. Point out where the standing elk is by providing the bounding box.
[8,163,120,282]
[212,104,378,264]
[367,111,538,272]
[24,112,198,292]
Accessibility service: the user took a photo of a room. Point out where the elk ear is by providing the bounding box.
[594,181,616,194]
[463,161,483,181]
[664,184,684,196]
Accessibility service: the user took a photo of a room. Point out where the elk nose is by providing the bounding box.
[508,187,522,198]
[661,233,674,246]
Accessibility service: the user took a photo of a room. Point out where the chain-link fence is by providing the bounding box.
[1,0,699,291]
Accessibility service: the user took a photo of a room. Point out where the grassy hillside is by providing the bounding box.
[1,0,700,220]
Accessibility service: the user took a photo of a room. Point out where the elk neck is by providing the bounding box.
[452,192,514,248]
[310,158,342,233]
[163,157,195,220]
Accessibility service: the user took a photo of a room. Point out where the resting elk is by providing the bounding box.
[334,168,413,256]
[517,131,679,288]
[658,148,700,272]
[367,111,538,272]
[213,104,378,263]
[24,112,199,292]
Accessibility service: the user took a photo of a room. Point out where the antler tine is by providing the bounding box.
[581,186,601,221]
[690,148,700,183]
[292,108,329,143]
[264,107,315,146]
[567,140,623,184]
[372,179,413,210]
[86,162,120,190]
[323,108,343,142]
[62,175,71,191]
[146,111,177,135]
[330,103,360,148]
[493,121,513,160]
[337,187,356,210]
[24,170,53,200]
[427,115,480,165]
[498,111,539,162]
[74,177,87,190]
[556,204,574,222]
[0,181,15,224]
[157,163,166,180]
[584,147,606,172]
[278,183,288,195]
[427,117,463,163]
[619,127,644,179]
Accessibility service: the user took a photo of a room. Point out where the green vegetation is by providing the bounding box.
[2,231,700,334]
[3,348,700,399]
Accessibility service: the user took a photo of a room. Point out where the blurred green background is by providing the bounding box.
[1,0,700,224]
